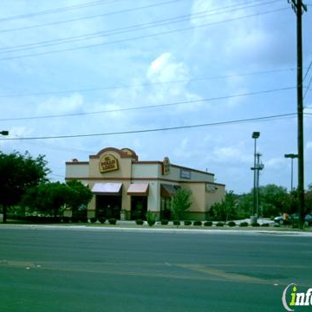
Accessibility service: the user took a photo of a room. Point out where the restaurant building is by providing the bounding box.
[65,147,225,220]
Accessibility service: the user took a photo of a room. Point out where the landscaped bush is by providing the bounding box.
[98,217,106,224]
[146,211,156,227]
[239,222,249,227]
[216,222,224,227]
[61,217,70,223]
[108,218,117,225]
[160,219,169,225]
[173,220,181,226]
[251,222,260,227]
[184,220,192,226]
[193,220,202,226]
[261,223,270,227]
[90,217,97,223]
[204,221,213,227]
[136,219,144,225]
[227,221,236,227]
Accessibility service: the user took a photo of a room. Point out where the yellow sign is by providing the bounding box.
[99,154,119,173]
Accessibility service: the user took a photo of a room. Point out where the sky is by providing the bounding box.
[1,0,312,194]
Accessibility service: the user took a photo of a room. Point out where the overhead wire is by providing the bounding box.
[0,0,277,34]
[0,6,288,60]
[1,113,297,141]
[0,67,296,99]
[0,0,184,34]
[0,86,296,122]
[0,0,119,22]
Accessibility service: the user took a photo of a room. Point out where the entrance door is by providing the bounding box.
[96,195,122,219]
[130,196,147,220]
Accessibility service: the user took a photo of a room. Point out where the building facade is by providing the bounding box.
[65,147,225,220]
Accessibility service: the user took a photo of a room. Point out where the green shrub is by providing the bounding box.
[261,223,270,227]
[173,220,181,226]
[90,217,97,223]
[184,220,192,226]
[160,219,169,225]
[135,219,144,225]
[239,222,249,227]
[227,221,236,227]
[98,217,106,224]
[193,220,202,226]
[216,222,224,227]
[251,222,260,227]
[108,218,117,225]
[80,217,88,223]
[204,221,213,226]
[146,211,156,227]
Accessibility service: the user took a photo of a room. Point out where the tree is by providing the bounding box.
[305,185,312,214]
[66,180,93,220]
[0,151,50,223]
[171,188,192,220]
[258,184,289,217]
[22,182,69,217]
[208,191,238,221]
[22,180,93,219]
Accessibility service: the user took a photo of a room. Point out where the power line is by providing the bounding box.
[0,1,282,55]
[0,0,118,22]
[0,7,288,61]
[0,68,295,99]
[0,0,185,34]
[0,0,275,34]
[0,1,182,34]
[0,86,296,122]
[2,113,297,141]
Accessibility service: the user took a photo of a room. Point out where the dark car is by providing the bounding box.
[274,214,291,225]
[289,213,312,226]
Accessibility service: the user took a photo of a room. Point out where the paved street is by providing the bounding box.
[0,226,311,312]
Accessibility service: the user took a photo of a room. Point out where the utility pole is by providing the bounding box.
[289,0,307,228]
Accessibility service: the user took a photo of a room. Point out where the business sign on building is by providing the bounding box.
[180,169,191,179]
[99,153,119,173]
[162,157,171,175]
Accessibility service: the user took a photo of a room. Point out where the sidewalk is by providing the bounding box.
[1,219,312,236]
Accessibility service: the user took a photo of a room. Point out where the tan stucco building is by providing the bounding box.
[65,147,225,221]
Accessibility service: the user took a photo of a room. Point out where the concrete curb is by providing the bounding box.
[1,223,312,236]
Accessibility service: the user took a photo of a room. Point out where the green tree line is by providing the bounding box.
[0,151,92,222]
[208,184,312,221]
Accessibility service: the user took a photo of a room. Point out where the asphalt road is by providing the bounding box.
[0,226,311,312]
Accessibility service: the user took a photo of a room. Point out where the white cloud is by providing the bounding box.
[147,52,189,83]
[37,93,84,115]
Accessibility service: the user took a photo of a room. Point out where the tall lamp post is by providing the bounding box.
[284,153,298,191]
[251,131,260,222]
[1,130,9,223]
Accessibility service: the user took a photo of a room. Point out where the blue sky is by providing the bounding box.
[1,0,312,194]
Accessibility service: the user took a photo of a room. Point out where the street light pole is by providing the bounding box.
[0,130,9,223]
[251,132,260,222]
[289,0,307,228]
[284,153,298,191]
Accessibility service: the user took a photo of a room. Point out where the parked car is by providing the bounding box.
[274,213,312,226]
[274,214,291,225]
[289,213,312,226]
